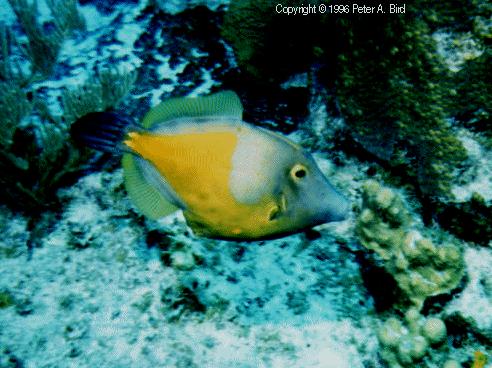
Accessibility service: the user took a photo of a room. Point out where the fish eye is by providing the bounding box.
[290,164,307,180]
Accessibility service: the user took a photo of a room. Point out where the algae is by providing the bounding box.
[0,290,15,309]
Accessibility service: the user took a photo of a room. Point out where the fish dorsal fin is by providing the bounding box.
[142,91,243,129]
[122,153,179,220]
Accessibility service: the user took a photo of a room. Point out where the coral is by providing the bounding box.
[0,25,32,149]
[0,13,135,217]
[7,0,63,77]
[0,82,32,149]
[0,5,70,213]
[1,110,68,212]
[62,67,138,124]
[222,1,492,244]
[452,48,491,147]
[7,0,85,77]
[434,192,492,246]
[222,0,321,82]
[46,0,86,35]
[377,308,447,367]
[154,0,228,15]
[334,9,469,200]
[0,24,28,86]
[356,180,465,308]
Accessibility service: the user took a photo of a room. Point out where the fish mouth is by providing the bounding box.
[318,192,350,223]
[329,198,350,222]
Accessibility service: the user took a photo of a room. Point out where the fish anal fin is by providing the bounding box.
[122,153,179,219]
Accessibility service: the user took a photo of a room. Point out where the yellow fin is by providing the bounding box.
[122,153,179,219]
[142,91,243,129]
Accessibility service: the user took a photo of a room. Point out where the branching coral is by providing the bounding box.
[356,180,465,308]
[0,24,33,163]
[1,66,136,214]
[0,112,80,213]
[0,6,71,213]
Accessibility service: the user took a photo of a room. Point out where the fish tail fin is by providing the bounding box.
[70,112,136,153]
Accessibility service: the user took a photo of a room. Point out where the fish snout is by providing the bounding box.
[327,195,350,222]
[319,186,350,223]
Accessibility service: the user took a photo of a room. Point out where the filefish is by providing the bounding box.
[70,91,349,240]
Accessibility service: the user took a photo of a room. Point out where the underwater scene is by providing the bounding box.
[0,0,491,367]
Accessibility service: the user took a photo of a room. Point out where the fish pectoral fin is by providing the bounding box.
[142,91,243,128]
[122,153,179,219]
